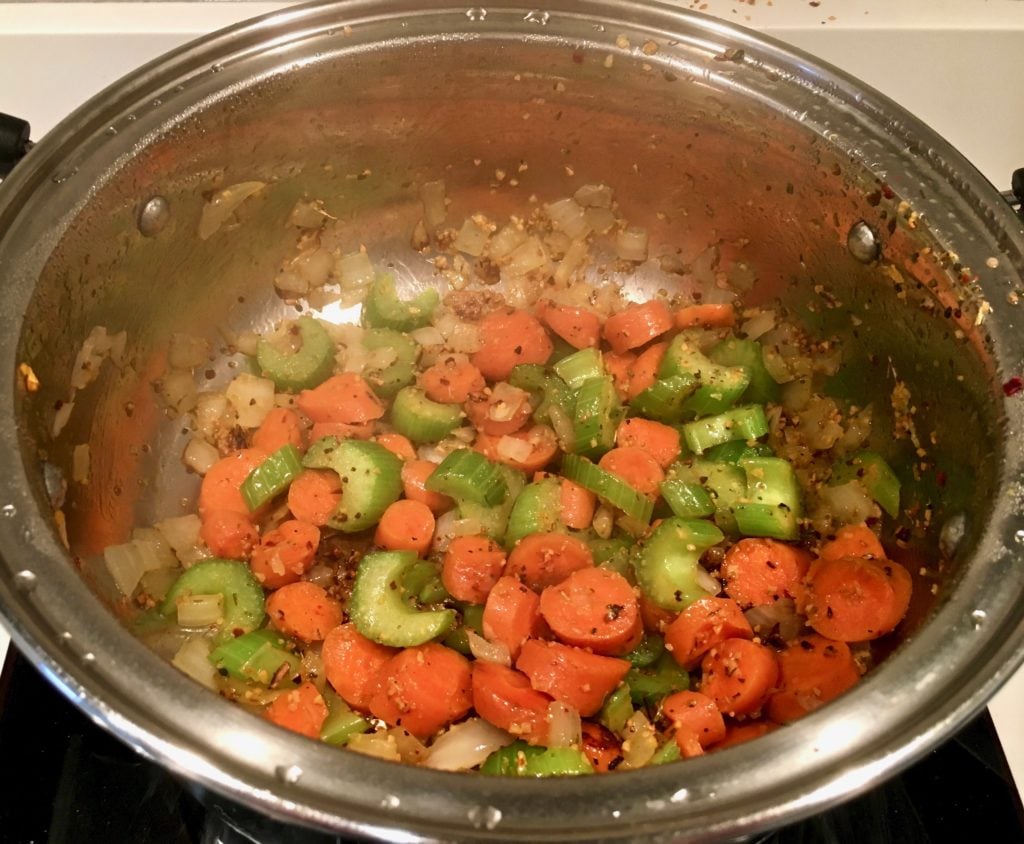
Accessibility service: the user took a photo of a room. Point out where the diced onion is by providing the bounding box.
[553,238,590,286]
[741,310,776,342]
[338,250,375,290]
[410,326,444,346]
[289,199,328,229]
[234,330,261,357]
[168,333,210,370]
[467,630,511,666]
[487,222,528,260]
[160,369,199,415]
[70,326,117,390]
[390,728,429,764]
[506,236,550,277]
[225,372,275,428]
[592,504,615,540]
[695,566,720,596]
[348,731,401,761]
[421,179,447,230]
[546,404,575,452]
[545,198,591,240]
[129,529,178,569]
[496,435,533,464]
[425,718,514,771]
[453,217,492,257]
[744,598,802,641]
[72,443,90,484]
[573,183,614,208]
[198,181,266,240]
[183,437,220,476]
[104,541,148,596]
[52,401,74,438]
[176,593,224,627]
[434,510,483,551]
[193,392,232,441]
[619,710,657,770]
[615,226,649,262]
[138,567,179,602]
[762,346,796,384]
[585,206,616,235]
[818,481,875,527]
[155,514,204,562]
[172,637,218,690]
[781,378,812,413]
[546,701,582,749]
[488,383,528,422]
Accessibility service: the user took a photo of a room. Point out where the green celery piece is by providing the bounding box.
[631,517,724,612]
[681,405,769,455]
[659,333,750,417]
[509,365,572,427]
[426,449,508,507]
[830,450,901,518]
[442,603,485,654]
[241,444,303,511]
[161,559,265,635]
[553,347,604,390]
[735,456,802,540]
[209,628,300,685]
[458,465,526,544]
[545,335,579,367]
[480,741,594,776]
[591,536,635,578]
[256,315,335,392]
[303,437,402,532]
[650,739,682,765]
[625,651,690,706]
[599,684,634,735]
[350,550,456,646]
[321,690,371,746]
[708,337,780,404]
[561,454,653,524]
[628,374,698,424]
[402,560,449,605]
[361,274,439,332]
[508,363,549,391]
[660,461,716,519]
[572,376,623,458]
[505,477,562,546]
[703,440,774,464]
[389,386,462,444]
[690,459,747,534]
[624,634,665,669]
[361,328,418,399]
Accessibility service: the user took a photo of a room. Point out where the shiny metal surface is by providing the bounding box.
[0,1,1023,840]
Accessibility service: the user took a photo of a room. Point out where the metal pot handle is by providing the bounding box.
[0,113,33,180]
[1000,169,1024,217]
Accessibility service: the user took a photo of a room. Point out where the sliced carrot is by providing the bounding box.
[482,576,542,659]
[539,568,642,655]
[286,469,342,527]
[663,690,726,748]
[264,681,328,739]
[602,301,673,355]
[819,523,886,562]
[252,407,306,454]
[309,420,375,442]
[560,478,597,530]
[472,308,554,381]
[505,532,594,591]
[266,581,344,643]
[713,720,779,751]
[374,499,436,556]
[198,448,269,517]
[598,447,665,498]
[699,638,779,717]
[639,596,676,634]
[472,661,552,745]
[674,303,736,329]
[420,354,487,404]
[767,634,861,724]
[720,538,812,608]
[465,384,533,436]
[603,350,637,401]
[580,721,624,772]
[625,341,667,400]
[442,535,508,604]
[674,729,705,759]
[516,639,630,717]
[296,373,385,425]
[249,520,321,589]
[664,597,753,669]
[800,555,912,641]
[368,643,473,738]
[401,459,455,514]
[200,509,259,560]
[615,418,681,470]
[321,623,397,712]
[474,425,560,474]
[535,299,601,349]
[374,432,417,461]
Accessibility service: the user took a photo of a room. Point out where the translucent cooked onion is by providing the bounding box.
[198,181,265,240]
[818,481,876,526]
[695,566,721,596]
[506,236,550,277]
[410,326,444,346]
[619,710,657,770]
[434,510,483,551]
[338,250,375,290]
[104,538,175,597]
[171,637,217,690]
[155,515,203,559]
[781,377,812,413]
[425,719,514,771]
[390,728,428,764]
[176,593,224,627]
[585,206,616,235]
[545,198,591,240]
[615,226,649,262]
[592,504,614,540]
[496,435,533,464]
[573,183,614,209]
[289,199,329,229]
[193,392,231,441]
[553,238,589,286]
[168,333,210,370]
[348,732,401,761]
[547,404,575,452]
[467,630,511,666]
[72,443,90,484]
[454,217,492,257]
[745,598,801,641]
[546,701,582,749]
[762,346,796,384]
[488,383,528,422]
[225,372,275,428]
[421,179,447,230]
[741,309,776,341]
[51,400,74,438]
[233,330,261,357]
[160,369,199,415]
[183,437,220,475]
[487,222,528,260]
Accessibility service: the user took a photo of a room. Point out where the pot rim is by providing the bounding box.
[1,2,1023,841]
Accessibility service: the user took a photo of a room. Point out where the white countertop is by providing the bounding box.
[1,0,1022,797]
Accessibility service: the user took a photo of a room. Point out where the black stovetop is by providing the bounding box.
[1,648,1021,844]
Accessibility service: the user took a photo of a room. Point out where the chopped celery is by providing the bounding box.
[545,335,579,367]
[505,477,562,546]
[658,334,750,417]
[161,559,265,635]
[321,689,371,746]
[599,684,634,735]
[660,462,716,519]
[480,741,594,776]
[553,348,604,390]
[691,459,747,534]
[628,374,698,424]
[624,634,665,669]
[350,550,456,646]
[303,437,403,532]
[362,328,418,399]
[734,456,802,540]
[562,454,653,524]
[209,628,300,685]
[572,376,623,458]
[426,449,508,507]
[650,739,682,765]
[508,363,549,391]
[830,450,901,518]
[708,337,780,404]
[703,440,774,465]
[402,560,449,605]
[509,365,571,426]
[591,536,635,578]
[631,517,723,611]
[625,652,690,706]
[442,603,485,655]
[390,386,462,444]
[256,315,335,392]
[240,444,303,511]
[681,405,769,455]
[458,465,526,544]
[361,274,439,332]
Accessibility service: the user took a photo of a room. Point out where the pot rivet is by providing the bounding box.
[466,7,487,21]
[138,196,170,237]
[847,221,880,263]
[971,609,987,628]
[671,787,689,803]
[60,631,73,643]
[1,504,16,518]
[467,806,502,830]
[380,795,400,809]
[1014,529,1024,545]
[82,652,96,664]
[275,764,302,784]
[13,570,36,592]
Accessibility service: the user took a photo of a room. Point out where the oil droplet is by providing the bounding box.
[211,63,224,73]
[106,126,118,136]
[670,787,689,803]
[1,504,16,518]
[60,631,73,643]
[82,651,96,664]
[13,570,36,592]
[1015,529,1024,545]
[275,764,303,784]
[971,609,987,628]
[467,806,502,830]
[138,196,171,237]
[380,794,400,809]
[523,9,550,25]
[466,7,487,21]
[610,809,622,819]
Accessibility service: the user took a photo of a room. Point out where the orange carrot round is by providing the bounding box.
[699,638,779,717]
[625,341,668,400]
[559,478,597,530]
[640,596,677,634]
[475,425,559,474]
[198,448,269,517]
[675,729,705,759]
[598,447,665,498]
[309,420,376,443]
[603,301,673,355]
[615,417,681,470]
[472,661,552,745]
[721,538,812,608]
[539,568,642,655]
[250,519,321,589]
[767,634,861,724]
[482,575,542,659]
[800,555,912,641]
[714,720,779,751]
[819,523,886,562]
[264,681,328,739]
[374,499,436,556]
[420,354,487,404]
[374,432,417,461]
[401,459,455,514]
[286,469,342,527]
[297,373,385,424]
[266,581,344,642]
[200,509,259,560]
[580,721,624,772]
[321,623,397,712]
[663,690,726,748]
[472,308,554,381]
[603,350,637,401]
[442,535,508,604]
[515,639,630,717]
[465,385,533,436]
[674,303,736,329]
[252,407,306,454]
[505,532,595,591]
[368,643,473,738]
[536,299,601,349]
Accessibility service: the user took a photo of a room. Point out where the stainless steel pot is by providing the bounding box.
[1,1,1023,840]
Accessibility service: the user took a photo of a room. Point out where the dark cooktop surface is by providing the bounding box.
[1,649,1022,843]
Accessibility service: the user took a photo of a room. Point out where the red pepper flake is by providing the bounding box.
[881,183,895,200]
[1003,376,1023,397]
[936,470,947,488]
